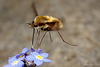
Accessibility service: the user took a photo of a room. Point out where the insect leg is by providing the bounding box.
[57,31,76,46]
[49,31,53,42]
[38,31,47,47]
[35,29,41,47]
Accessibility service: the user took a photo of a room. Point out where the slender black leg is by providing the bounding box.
[37,31,47,47]
[35,29,40,47]
[57,31,76,46]
[49,31,53,42]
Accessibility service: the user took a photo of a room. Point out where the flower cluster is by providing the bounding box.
[3,47,52,67]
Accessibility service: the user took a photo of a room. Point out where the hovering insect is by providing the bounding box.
[29,16,63,31]
[28,1,76,47]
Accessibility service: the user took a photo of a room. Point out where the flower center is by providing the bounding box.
[36,55,42,60]
[20,55,24,57]
[12,61,18,65]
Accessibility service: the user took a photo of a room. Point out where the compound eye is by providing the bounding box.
[32,21,34,23]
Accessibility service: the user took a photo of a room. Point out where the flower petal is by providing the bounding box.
[16,53,24,58]
[34,60,43,66]
[36,49,43,54]
[40,53,48,58]
[43,59,52,63]
[8,56,16,64]
[21,47,28,53]
[16,61,24,67]
[30,52,39,56]
[18,56,24,60]
[31,48,35,52]
[26,55,35,61]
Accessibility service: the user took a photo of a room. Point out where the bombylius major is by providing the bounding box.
[28,1,76,48]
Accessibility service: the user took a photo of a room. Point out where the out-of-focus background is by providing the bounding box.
[0,0,100,67]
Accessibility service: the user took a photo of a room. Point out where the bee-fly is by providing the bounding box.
[28,1,76,48]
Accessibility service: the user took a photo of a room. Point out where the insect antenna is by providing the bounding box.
[57,31,77,46]
[49,31,53,42]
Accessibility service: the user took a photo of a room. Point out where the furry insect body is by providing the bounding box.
[29,16,63,31]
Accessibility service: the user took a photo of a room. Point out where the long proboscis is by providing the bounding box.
[32,28,35,46]
[31,0,39,47]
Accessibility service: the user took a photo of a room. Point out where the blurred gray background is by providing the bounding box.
[0,0,100,67]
